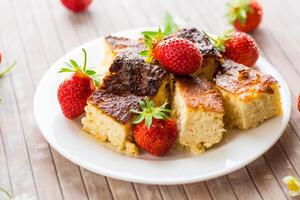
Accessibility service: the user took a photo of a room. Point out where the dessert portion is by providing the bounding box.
[174,28,222,80]
[172,76,225,154]
[215,60,282,129]
[82,92,141,155]
[100,54,172,106]
[57,14,282,157]
[82,54,171,155]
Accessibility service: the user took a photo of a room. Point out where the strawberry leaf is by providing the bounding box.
[85,69,96,75]
[70,59,80,70]
[226,0,251,25]
[82,48,87,71]
[139,50,151,57]
[132,114,145,124]
[141,31,160,37]
[145,114,152,128]
[139,100,146,109]
[58,67,75,73]
[204,30,233,52]
[164,12,179,36]
[131,98,170,127]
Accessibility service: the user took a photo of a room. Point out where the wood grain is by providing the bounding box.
[0,0,300,200]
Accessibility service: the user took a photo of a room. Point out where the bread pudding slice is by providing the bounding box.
[172,76,225,154]
[82,55,172,155]
[82,92,141,155]
[215,60,282,129]
[175,28,222,80]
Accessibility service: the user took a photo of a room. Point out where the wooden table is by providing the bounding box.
[0,0,300,199]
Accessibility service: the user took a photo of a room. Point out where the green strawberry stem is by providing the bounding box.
[139,13,180,63]
[0,61,16,78]
[59,48,100,86]
[0,187,12,199]
[203,30,234,52]
[226,0,252,25]
[131,97,171,128]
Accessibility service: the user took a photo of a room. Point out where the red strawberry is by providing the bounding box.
[224,32,259,67]
[57,49,99,119]
[227,0,263,33]
[153,38,203,74]
[61,0,92,12]
[131,98,178,156]
[206,30,259,67]
[139,27,203,75]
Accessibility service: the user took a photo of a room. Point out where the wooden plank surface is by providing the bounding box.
[0,0,300,199]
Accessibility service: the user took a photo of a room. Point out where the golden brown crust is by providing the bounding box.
[215,60,278,99]
[88,91,143,124]
[176,76,224,113]
[105,36,145,57]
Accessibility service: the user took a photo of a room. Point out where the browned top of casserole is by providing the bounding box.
[88,91,143,124]
[215,60,278,98]
[176,76,224,113]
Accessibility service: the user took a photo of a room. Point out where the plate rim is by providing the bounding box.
[34,28,292,185]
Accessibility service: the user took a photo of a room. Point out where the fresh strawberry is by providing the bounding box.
[131,98,178,156]
[140,31,203,74]
[227,0,263,33]
[152,38,203,74]
[139,15,202,75]
[61,0,92,12]
[57,49,99,119]
[206,30,259,67]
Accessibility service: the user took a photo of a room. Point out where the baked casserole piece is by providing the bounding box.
[215,60,282,129]
[172,76,225,154]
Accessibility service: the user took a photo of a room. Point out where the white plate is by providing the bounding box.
[34,28,291,185]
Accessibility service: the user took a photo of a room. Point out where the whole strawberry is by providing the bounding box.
[61,0,92,12]
[57,49,99,119]
[227,0,263,33]
[206,30,259,67]
[131,98,178,156]
[153,38,203,74]
[140,28,203,75]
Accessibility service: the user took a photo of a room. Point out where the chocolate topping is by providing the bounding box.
[101,55,168,96]
[174,28,222,58]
